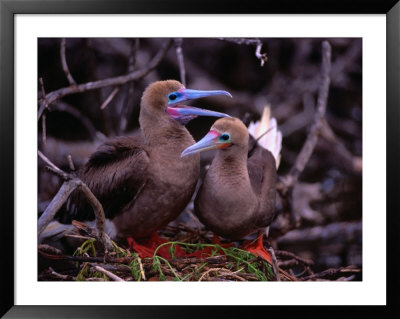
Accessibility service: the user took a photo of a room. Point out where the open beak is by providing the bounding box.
[181,130,225,157]
[167,88,232,125]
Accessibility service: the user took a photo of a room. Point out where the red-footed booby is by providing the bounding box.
[181,108,282,262]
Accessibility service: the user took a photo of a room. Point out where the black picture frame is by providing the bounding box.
[1,0,399,318]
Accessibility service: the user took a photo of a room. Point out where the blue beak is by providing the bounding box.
[168,88,232,106]
[166,87,232,125]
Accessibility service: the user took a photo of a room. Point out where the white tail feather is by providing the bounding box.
[248,106,282,169]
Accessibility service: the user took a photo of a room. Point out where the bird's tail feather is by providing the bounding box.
[248,106,282,168]
[38,220,75,243]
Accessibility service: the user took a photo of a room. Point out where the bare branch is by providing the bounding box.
[92,264,125,281]
[100,86,121,110]
[38,77,50,120]
[38,179,78,235]
[119,39,140,134]
[300,266,361,281]
[49,267,76,281]
[274,249,314,266]
[37,151,113,251]
[268,247,281,281]
[60,38,77,86]
[278,41,332,194]
[41,113,47,145]
[38,150,70,180]
[174,38,186,86]
[67,154,75,171]
[218,38,268,66]
[39,39,173,111]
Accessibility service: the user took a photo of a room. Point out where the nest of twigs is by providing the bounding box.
[38,223,360,282]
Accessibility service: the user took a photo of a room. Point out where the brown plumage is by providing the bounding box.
[187,118,277,239]
[50,80,231,241]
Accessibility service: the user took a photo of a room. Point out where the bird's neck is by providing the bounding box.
[140,110,194,149]
[205,148,257,214]
[211,148,249,182]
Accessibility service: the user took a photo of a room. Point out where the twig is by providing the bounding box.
[38,244,63,255]
[38,150,71,180]
[60,38,77,86]
[268,247,281,281]
[278,41,332,195]
[38,39,173,111]
[274,249,314,266]
[41,113,47,145]
[38,77,50,121]
[198,267,246,282]
[319,118,362,174]
[174,38,186,86]
[278,268,298,281]
[218,38,268,66]
[278,259,303,268]
[92,264,125,281]
[137,255,146,281]
[100,86,121,110]
[300,266,360,281]
[90,263,132,273]
[48,267,76,281]
[119,39,139,134]
[67,154,75,171]
[37,151,113,251]
[38,250,133,264]
[277,221,362,247]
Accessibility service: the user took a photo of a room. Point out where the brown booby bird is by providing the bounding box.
[181,108,282,262]
[41,80,232,257]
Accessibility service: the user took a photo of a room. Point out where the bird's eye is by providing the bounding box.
[168,93,177,101]
[220,133,230,142]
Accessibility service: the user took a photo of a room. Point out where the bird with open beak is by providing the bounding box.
[40,80,231,258]
[181,109,282,262]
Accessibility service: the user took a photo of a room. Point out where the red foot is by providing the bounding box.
[212,234,222,244]
[242,233,272,263]
[126,232,187,259]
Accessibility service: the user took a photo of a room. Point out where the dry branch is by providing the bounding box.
[60,38,77,86]
[67,154,75,171]
[275,249,314,266]
[37,150,113,251]
[92,264,125,281]
[38,77,50,121]
[48,267,76,281]
[218,38,268,66]
[174,38,186,86]
[41,114,47,145]
[38,39,173,112]
[268,247,281,281]
[118,39,140,134]
[100,86,121,110]
[300,266,360,281]
[278,41,332,195]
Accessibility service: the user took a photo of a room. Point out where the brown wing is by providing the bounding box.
[247,147,275,194]
[247,146,277,225]
[57,136,150,223]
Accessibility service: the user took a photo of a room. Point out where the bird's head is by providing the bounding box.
[181,117,249,157]
[141,80,232,125]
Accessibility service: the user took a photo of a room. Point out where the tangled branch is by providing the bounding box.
[38,39,173,120]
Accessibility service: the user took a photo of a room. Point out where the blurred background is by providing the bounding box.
[38,38,362,278]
